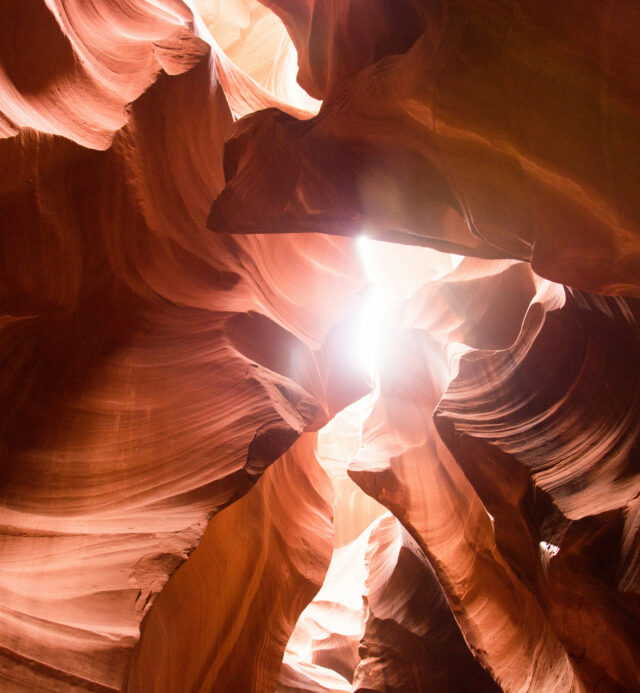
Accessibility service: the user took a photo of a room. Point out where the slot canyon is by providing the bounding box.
[1,1,639,691]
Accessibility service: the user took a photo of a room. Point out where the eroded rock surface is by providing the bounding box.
[1,1,639,692]
[211,0,640,296]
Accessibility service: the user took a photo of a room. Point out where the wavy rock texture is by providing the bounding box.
[278,516,372,692]
[0,0,207,148]
[195,0,320,112]
[211,0,640,296]
[0,3,365,690]
[352,514,500,693]
[124,433,335,693]
[278,402,385,692]
[434,292,640,691]
[280,511,501,693]
[349,258,585,692]
[2,1,640,692]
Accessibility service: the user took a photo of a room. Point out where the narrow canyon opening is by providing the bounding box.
[1,1,639,692]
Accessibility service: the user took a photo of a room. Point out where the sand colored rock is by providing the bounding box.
[211,0,640,296]
[124,433,334,693]
[435,292,640,691]
[1,1,639,691]
[1,4,365,689]
[352,514,500,692]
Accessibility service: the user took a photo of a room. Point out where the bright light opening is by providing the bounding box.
[354,234,463,381]
[355,236,387,380]
[539,541,560,557]
[284,238,469,688]
[355,292,386,380]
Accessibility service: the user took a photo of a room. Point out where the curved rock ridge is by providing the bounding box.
[349,254,578,690]
[278,515,373,693]
[0,0,317,149]
[278,399,386,692]
[124,433,334,693]
[280,512,502,693]
[1,2,640,692]
[0,0,206,148]
[280,393,501,693]
[0,3,367,689]
[434,292,640,691]
[346,250,639,691]
[258,0,428,101]
[195,0,321,112]
[210,0,640,297]
[352,514,500,693]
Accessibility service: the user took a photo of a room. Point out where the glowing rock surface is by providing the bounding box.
[1,1,639,692]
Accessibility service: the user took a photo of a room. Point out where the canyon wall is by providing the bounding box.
[1,1,638,691]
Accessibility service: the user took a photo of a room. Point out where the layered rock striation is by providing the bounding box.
[1,1,639,692]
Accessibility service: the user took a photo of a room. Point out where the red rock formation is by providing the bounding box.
[124,433,335,693]
[1,1,640,692]
[435,292,640,691]
[0,0,208,148]
[349,259,584,692]
[1,4,366,689]
[352,514,500,693]
[211,0,640,297]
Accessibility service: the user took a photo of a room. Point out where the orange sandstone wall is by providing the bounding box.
[1,2,639,692]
